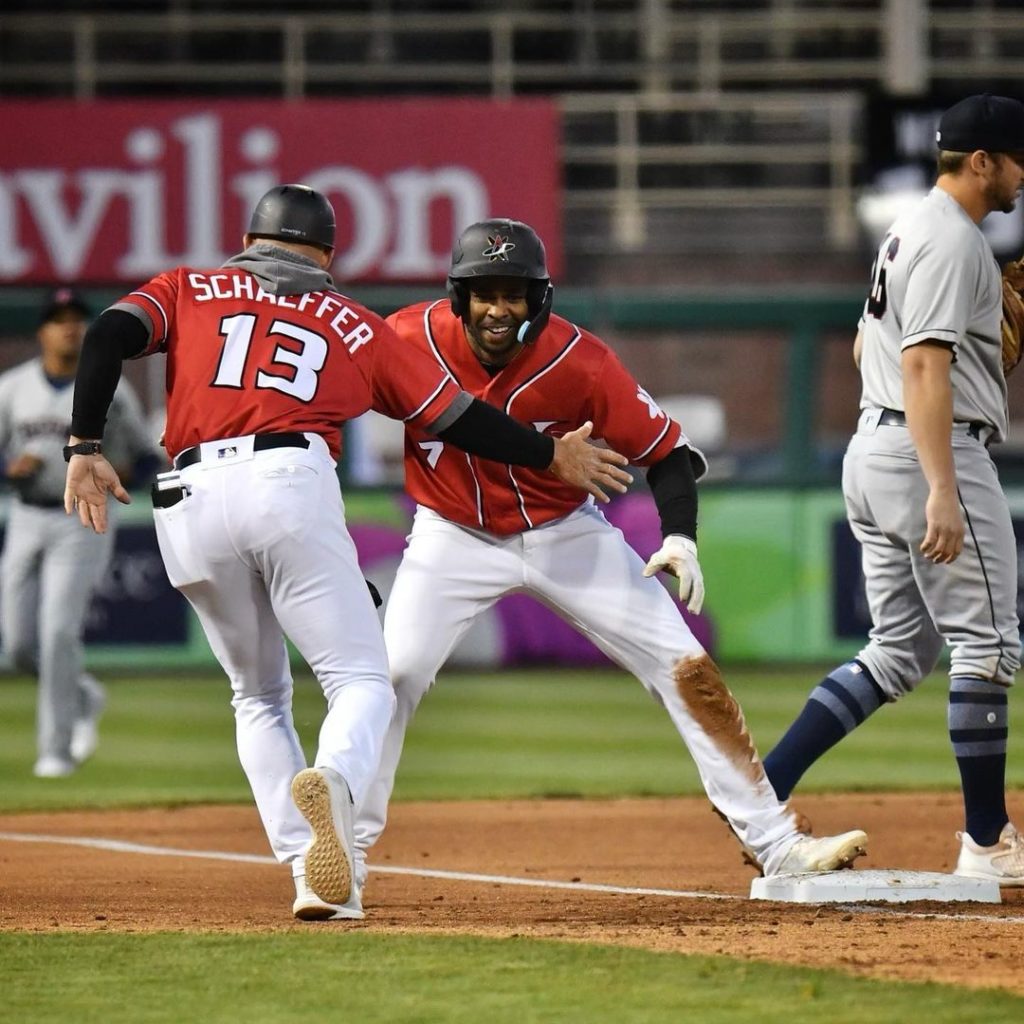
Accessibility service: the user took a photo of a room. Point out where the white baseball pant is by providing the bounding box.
[354,501,805,883]
[152,432,395,865]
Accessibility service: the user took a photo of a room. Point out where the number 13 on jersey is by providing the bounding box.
[213,313,328,402]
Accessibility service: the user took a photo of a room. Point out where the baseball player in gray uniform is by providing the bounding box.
[0,288,157,777]
[764,94,1024,884]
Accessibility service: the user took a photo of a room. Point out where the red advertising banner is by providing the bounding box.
[0,99,561,284]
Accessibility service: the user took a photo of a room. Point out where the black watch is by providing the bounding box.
[63,441,103,462]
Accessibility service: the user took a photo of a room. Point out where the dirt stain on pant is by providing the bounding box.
[673,653,767,787]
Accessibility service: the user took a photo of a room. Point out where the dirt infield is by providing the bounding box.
[2,791,1023,993]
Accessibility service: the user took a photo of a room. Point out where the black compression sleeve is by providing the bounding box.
[70,310,148,439]
[436,398,555,469]
[646,446,699,540]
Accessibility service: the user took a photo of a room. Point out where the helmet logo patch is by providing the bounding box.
[482,234,516,262]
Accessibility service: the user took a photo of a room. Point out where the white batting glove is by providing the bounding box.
[642,534,705,614]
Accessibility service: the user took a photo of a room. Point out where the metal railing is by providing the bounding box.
[2,7,1023,98]
[561,92,861,253]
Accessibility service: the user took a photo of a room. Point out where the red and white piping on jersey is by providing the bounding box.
[633,415,672,461]
[422,300,487,524]
[463,451,485,526]
[403,373,455,423]
[423,300,459,382]
[503,327,583,530]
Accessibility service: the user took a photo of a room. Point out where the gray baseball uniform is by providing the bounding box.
[0,358,156,768]
[765,94,1024,880]
[851,184,1019,691]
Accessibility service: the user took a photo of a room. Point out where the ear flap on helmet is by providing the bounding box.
[446,277,468,318]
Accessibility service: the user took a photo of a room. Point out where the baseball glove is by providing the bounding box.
[1001,257,1024,376]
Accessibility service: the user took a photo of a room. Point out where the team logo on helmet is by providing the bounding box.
[482,234,516,262]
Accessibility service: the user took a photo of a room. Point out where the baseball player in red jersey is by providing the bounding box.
[353,218,869,900]
[62,187,631,922]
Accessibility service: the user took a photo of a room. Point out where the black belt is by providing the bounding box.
[877,408,991,441]
[18,496,65,509]
[174,432,310,470]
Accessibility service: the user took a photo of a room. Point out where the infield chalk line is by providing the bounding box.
[0,830,731,901]
[2,829,1024,925]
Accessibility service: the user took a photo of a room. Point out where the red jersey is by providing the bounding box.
[389,300,685,535]
[114,265,461,460]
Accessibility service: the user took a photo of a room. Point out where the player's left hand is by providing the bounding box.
[548,421,632,503]
[643,534,705,614]
[64,454,131,534]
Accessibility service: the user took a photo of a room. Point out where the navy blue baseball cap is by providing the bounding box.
[39,286,91,325]
[936,94,1024,154]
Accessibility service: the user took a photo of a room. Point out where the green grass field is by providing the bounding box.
[3,932,1023,1024]
[1,666,1022,811]
[2,665,1023,1022]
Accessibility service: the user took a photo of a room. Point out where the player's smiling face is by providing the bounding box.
[464,278,530,366]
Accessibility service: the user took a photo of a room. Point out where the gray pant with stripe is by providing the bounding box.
[842,418,1020,696]
[1,501,114,762]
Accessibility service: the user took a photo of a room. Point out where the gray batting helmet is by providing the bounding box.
[446,219,552,326]
[247,184,336,251]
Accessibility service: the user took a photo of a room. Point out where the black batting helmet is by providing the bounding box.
[247,184,336,251]
[447,218,551,323]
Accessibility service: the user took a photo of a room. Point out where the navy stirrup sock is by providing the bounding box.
[949,676,1009,846]
[764,661,886,801]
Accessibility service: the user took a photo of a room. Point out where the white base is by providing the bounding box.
[750,869,1001,904]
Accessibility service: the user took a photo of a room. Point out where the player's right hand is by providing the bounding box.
[548,421,631,503]
[920,486,964,564]
[64,454,131,534]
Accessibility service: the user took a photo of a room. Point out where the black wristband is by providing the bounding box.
[63,441,103,462]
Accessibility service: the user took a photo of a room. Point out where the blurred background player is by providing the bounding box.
[0,287,158,777]
[352,217,868,909]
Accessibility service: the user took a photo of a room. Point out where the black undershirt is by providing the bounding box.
[70,310,146,439]
[646,446,699,541]
[436,400,554,468]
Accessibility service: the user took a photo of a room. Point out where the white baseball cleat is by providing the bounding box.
[292,874,365,921]
[291,767,356,907]
[70,718,100,764]
[33,755,76,779]
[955,823,1024,886]
[768,830,869,876]
[70,674,106,763]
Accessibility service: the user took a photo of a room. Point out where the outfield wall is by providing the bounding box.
[6,486,1023,670]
